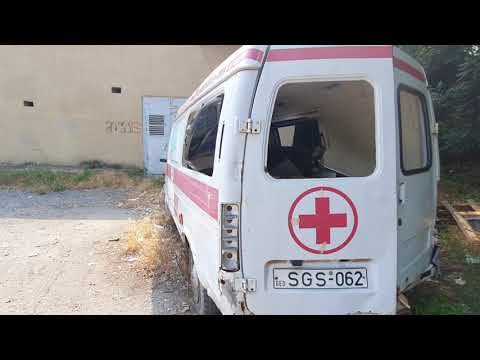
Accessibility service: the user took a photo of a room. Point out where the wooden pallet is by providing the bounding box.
[441,199,480,243]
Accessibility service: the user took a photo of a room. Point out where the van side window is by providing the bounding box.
[168,120,179,164]
[183,95,224,176]
[398,87,431,174]
[267,81,376,179]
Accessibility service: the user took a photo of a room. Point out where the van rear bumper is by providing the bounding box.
[240,259,398,315]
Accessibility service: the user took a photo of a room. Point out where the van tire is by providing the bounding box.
[188,250,220,315]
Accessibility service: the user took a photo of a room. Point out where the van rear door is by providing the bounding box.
[240,45,398,314]
[393,48,438,291]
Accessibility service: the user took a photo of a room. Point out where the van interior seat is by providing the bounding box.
[267,130,303,178]
[268,116,331,178]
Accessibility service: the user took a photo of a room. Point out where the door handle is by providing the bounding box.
[399,183,406,205]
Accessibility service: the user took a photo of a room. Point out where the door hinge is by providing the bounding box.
[239,118,261,134]
[234,278,257,293]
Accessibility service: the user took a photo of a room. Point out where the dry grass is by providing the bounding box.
[0,168,164,194]
[123,201,187,279]
[77,170,154,191]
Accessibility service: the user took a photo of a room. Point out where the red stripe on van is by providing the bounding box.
[265,46,426,83]
[225,48,264,74]
[393,57,427,83]
[170,166,218,221]
[245,48,264,62]
[266,46,394,62]
[227,47,264,69]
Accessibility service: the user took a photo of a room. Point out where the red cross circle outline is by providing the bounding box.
[288,186,358,255]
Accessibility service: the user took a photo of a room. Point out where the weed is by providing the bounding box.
[80,160,125,170]
[72,169,94,183]
[413,294,471,315]
[80,160,106,169]
[151,176,165,189]
[0,168,161,194]
[124,206,183,279]
[126,168,145,178]
[406,161,480,315]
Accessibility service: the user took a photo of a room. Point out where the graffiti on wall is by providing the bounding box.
[105,121,141,135]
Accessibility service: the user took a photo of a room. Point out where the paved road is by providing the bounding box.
[0,189,190,315]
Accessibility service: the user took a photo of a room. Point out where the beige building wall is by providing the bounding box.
[0,45,240,167]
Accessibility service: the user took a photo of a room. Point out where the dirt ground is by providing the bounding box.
[2,163,478,315]
[0,189,191,315]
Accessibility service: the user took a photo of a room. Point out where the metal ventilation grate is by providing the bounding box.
[149,115,165,136]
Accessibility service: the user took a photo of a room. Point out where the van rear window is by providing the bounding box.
[398,87,431,174]
[267,81,376,179]
[183,95,224,177]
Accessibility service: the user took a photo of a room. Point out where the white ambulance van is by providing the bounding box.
[165,45,440,315]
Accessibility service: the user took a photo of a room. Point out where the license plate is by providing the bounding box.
[273,268,368,289]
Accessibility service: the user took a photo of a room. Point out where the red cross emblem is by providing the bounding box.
[299,197,347,245]
[288,187,358,254]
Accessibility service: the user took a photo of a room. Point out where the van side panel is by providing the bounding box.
[393,47,438,291]
[214,70,260,209]
[166,69,260,313]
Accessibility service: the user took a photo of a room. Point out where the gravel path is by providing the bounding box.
[0,189,190,315]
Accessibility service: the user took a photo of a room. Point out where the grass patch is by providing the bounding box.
[413,294,471,315]
[408,223,480,315]
[80,160,123,170]
[151,177,164,188]
[407,162,480,315]
[124,204,186,279]
[408,226,480,315]
[126,168,145,178]
[441,176,480,203]
[440,161,480,203]
[0,170,88,194]
[0,168,164,194]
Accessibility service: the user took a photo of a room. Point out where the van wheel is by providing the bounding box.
[188,250,220,315]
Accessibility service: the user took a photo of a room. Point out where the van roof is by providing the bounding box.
[176,45,427,119]
[177,45,267,118]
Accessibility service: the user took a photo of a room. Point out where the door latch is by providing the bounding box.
[234,278,257,293]
[399,183,406,205]
[239,118,261,134]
